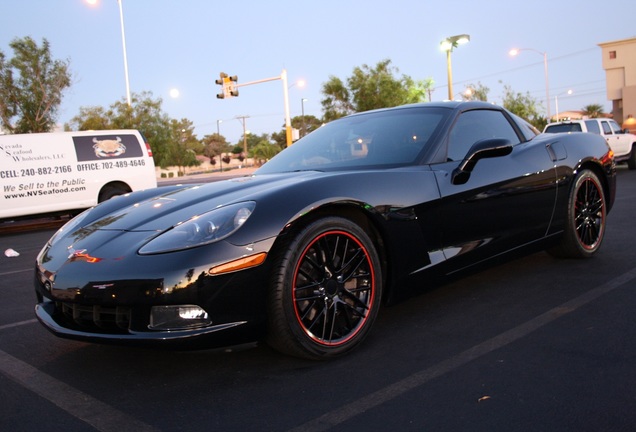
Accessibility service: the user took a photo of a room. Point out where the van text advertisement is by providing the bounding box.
[4,184,87,200]
[0,130,157,219]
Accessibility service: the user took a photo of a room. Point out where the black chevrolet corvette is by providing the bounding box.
[35,101,616,359]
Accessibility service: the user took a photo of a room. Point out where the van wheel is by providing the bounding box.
[98,185,129,202]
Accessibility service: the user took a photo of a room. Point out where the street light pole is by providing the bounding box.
[117,0,131,106]
[446,50,453,100]
[281,69,292,147]
[87,0,131,106]
[440,34,470,101]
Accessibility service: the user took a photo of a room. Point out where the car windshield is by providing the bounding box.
[256,106,448,174]
[544,123,583,133]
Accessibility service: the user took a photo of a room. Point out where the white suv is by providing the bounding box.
[544,118,636,169]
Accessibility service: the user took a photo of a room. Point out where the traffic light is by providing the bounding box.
[216,72,239,99]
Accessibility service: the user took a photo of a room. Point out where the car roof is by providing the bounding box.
[347,100,502,117]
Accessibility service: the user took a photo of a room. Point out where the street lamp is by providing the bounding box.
[86,0,131,106]
[301,98,308,138]
[555,89,573,122]
[289,79,306,90]
[440,34,470,100]
[509,48,550,119]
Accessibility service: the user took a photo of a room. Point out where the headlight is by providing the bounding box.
[139,201,255,254]
[149,305,211,330]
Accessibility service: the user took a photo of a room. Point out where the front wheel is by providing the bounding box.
[549,169,606,258]
[267,217,382,360]
[627,144,636,170]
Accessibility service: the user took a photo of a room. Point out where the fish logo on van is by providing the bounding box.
[92,137,126,158]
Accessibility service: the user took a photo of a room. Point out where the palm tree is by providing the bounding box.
[582,104,605,118]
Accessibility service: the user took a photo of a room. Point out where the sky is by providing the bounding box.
[1,0,634,144]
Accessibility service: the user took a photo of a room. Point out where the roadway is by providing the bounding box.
[1,166,635,431]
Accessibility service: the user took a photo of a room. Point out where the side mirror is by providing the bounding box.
[452,138,513,185]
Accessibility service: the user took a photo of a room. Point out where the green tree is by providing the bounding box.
[582,104,605,118]
[168,118,200,175]
[464,82,490,101]
[321,59,432,121]
[66,106,111,130]
[501,83,546,129]
[294,114,322,138]
[233,132,269,156]
[66,91,178,168]
[201,133,229,159]
[0,36,71,133]
[251,140,281,165]
[272,115,324,148]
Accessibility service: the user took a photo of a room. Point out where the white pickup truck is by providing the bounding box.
[543,118,636,169]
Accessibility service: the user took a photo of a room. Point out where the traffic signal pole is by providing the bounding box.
[216,69,294,147]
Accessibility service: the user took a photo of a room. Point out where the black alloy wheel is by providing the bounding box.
[267,217,382,359]
[550,169,606,258]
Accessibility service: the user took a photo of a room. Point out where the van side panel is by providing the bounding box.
[0,130,157,219]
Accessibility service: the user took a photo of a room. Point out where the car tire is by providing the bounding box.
[627,144,636,170]
[267,216,382,360]
[549,169,606,258]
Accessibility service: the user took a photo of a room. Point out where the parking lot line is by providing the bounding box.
[0,268,32,277]
[0,318,37,331]
[288,266,636,432]
[0,349,160,432]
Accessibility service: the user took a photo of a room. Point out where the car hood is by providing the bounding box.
[80,171,319,233]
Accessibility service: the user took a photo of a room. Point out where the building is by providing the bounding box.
[598,36,636,125]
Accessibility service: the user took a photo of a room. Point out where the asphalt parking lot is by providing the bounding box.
[1,166,635,432]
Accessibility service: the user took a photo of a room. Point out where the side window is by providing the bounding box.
[584,120,601,134]
[601,121,613,135]
[609,120,622,134]
[447,110,520,161]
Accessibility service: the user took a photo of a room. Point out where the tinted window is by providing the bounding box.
[257,107,449,173]
[544,123,583,133]
[609,120,622,134]
[447,110,521,161]
[584,120,601,134]
[601,121,612,135]
[511,113,540,141]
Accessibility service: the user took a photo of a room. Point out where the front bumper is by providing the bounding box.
[35,300,254,348]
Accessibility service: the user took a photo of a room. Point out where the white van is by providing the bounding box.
[0,130,157,220]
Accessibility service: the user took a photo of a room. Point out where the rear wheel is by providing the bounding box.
[549,169,606,258]
[267,217,382,360]
[98,184,129,202]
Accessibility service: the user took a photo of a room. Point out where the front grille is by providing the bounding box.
[57,302,131,333]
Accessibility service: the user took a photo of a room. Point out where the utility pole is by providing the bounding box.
[235,115,250,156]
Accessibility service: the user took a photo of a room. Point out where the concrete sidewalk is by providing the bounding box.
[157,167,258,183]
